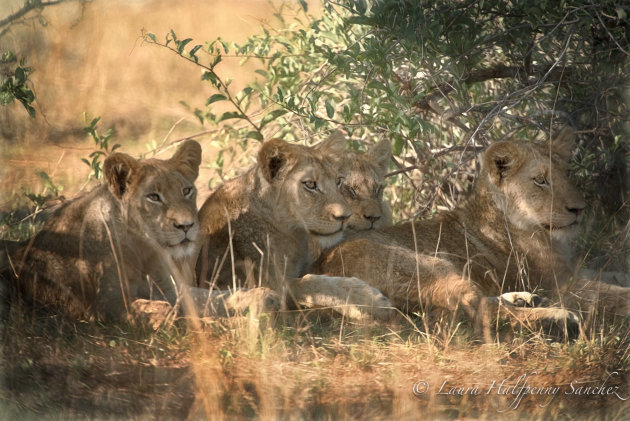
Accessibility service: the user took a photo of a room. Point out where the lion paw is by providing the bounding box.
[332,276,393,321]
[539,307,581,339]
[219,287,282,316]
[499,291,549,308]
[129,299,174,330]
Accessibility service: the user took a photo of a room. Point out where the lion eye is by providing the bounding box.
[146,193,162,202]
[345,186,357,199]
[182,186,193,197]
[303,180,317,191]
[533,175,548,187]
[336,177,344,188]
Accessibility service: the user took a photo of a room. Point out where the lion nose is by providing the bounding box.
[566,206,584,219]
[328,203,351,222]
[174,222,194,233]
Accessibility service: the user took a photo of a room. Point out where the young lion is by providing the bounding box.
[196,135,392,320]
[4,141,278,323]
[319,128,630,336]
[335,135,393,232]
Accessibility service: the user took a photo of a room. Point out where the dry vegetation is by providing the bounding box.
[1,1,629,419]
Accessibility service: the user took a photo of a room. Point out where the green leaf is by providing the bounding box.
[217,111,244,122]
[355,0,368,15]
[325,100,334,118]
[211,54,222,67]
[206,94,227,105]
[177,38,193,54]
[246,131,264,141]
[260,109,288,128]
[190,44,202,58]
[146,32,157,43]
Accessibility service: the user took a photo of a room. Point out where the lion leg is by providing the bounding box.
[288,274,393,321]
[569,278,630,316]
[480,296,581,341]
[579,268,630,288]
[427,273,580,341]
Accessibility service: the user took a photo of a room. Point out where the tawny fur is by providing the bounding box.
[197,134,392,320]
[7,141,203,321]
[319,128,629,335]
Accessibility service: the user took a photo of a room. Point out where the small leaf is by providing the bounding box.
[325,100,334,118]
[24,104,35,118]
[211,54,222,67]
[355,0,368,14]
[146,32,157,43]
[217,111,244,122]
[190,44,202,55]
[260,109,288,128]
[206,94,227,105]
[177,38,193,54]
[246,131,264,141]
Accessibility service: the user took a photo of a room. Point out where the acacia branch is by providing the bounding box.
[142,32,263,135]
[414,64,576,113]
[0,0,69,29]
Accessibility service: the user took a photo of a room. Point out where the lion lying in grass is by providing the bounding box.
[2,140,278,324]
[196,134,392,320]
[319,128,630,338]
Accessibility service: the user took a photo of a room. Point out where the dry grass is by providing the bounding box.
[2,303,629,420]
[0,0,276,209]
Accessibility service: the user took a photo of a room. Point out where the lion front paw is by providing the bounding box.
[499,291,549,308]
[538,307,581,339]
[223,287,282,315]
[129,299,175,330]
[334,276,393,321]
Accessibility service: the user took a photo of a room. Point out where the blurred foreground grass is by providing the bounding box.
[2,302,629,419]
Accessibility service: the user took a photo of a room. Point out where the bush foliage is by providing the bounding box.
[146,0,624,271]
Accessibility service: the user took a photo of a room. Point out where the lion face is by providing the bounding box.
[483,128,586,239]
[103,140,202,260]
[257,137,352,249]
[339,139,393,231]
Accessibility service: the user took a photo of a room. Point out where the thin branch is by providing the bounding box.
[142,32,263,135]
[0,0,69,29]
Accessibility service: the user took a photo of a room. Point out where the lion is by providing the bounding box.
[196,134,392,320]
[318,128,630,338]
[3,140,279,324]
[334,134,393,232]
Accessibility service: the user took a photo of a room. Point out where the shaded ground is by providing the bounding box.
[2,304,628,420]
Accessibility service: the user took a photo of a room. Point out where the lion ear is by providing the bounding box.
[104,153,139,199]
[365,138,392,176]
[549,127,576,161]
[258,138,293,182]
[316,131,347,155]
[483,142,525,185]
[170,140,202,181]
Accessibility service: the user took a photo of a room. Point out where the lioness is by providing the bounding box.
[335,135,393,232]
[4,140,278,323]
[319,128,630,336]
[197,135,392,320]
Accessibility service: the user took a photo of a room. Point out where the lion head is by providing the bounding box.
[103,140,202,260]
[337,137,393,231]
[257,136,351,249]
[482,127,586,240]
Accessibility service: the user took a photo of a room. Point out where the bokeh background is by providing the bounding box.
[1,0,277,209]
